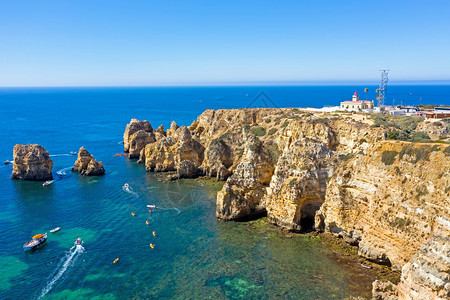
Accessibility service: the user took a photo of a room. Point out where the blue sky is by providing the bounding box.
[1,0,449,86]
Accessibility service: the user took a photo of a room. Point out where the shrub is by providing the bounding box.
[268,128,277,135]
[381,151,399,165]
[387,129,430,142]
[265,143,280,163]
[252,127,266,136]
[399,145,432,163]
[281,121,289,128]
[289,178,296,187]
[416,185,429,200]
[265,119,271,123]
[314,117,330,124]
[339,153,354,161]
[444,146,450,156]
[372,115,422,131]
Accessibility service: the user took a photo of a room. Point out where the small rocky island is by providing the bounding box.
[123,108,450,299]
[72,147,105,176]
[11,144,53,181]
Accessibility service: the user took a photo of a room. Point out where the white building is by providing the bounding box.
[340,91,374,112]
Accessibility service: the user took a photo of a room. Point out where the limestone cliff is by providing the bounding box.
[72,147,105,176]
[315,142,449,269]
[143,126,204,178]
[11,144,53,181]
[315,142,449,299]
[123,119,154,157]
[123,108,449,299]
[216,135,275,220]
[265,120,338,231]
[397,233,449,299]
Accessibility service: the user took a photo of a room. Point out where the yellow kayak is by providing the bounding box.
[113,258,119,264]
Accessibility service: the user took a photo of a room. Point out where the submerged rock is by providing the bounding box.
[72,147,105,176]
[11,144,53,181]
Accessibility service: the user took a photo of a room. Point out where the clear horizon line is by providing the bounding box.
[1,79,449,88]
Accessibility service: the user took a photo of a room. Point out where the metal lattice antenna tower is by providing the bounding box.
[377,69,389,107]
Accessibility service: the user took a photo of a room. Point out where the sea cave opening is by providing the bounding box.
[299,200,322,233]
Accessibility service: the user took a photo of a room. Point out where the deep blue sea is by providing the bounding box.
[0,86,449,299]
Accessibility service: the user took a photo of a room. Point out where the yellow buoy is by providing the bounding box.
[113,258,119,264]
[149,243,155,249]
[146,220,149,225]
[152,231,156,236]
[131,212,135,217]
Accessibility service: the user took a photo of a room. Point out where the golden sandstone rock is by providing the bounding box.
[72,146,105,176]
[11,144,53,181]
[124,109,449,299]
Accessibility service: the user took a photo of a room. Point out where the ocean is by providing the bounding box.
[0,85,449,299]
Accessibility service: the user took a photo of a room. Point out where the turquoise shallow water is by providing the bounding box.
[1,86,448,299]
[0,160,376,299]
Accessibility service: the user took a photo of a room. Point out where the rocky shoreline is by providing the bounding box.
[123,107,449,299]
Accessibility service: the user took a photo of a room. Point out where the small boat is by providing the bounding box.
[147,205,156,209]
[131,212,135,217]
[152,231,156,236]
[4,160,11,165]
[42,180,55,186]
[69,151,77,155]
[113,258,119,264]
[23,233,47,252]
[74,238,82,245]
[149,243,155,249]
[123,183,129,189]
[145,220,149,225]
[50,227,61,233]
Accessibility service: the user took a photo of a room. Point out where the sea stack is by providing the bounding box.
[11,144,53,181]
[72,147,105,176]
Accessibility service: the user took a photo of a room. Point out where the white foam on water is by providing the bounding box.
[122,183,139,198]
[56,166,74,176]
[38,244,85,299]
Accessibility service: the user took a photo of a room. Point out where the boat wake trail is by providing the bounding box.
[56,166,74,177]
[122,183,139,198]
[38,244,85,299]
[49,154,70,157]
[157,207,181,214]
[147,205,181,214]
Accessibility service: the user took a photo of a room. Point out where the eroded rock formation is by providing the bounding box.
[123,108,450,299]
[11,144,53,181]
[216,135,274,220]
[72,147,105,176]
[123,119,154,155]
[143,126,204,177]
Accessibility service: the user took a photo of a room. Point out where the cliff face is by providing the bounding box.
[123,119,154,158]
[72,147,105,176]
[11,144,53,181]
[142,126,204,177]
[397,233,449,299]
[123,108,449,299]
[316,142,450,299]
[316,142,449,269]
[216,135,275,219]
[264,120,338,231]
